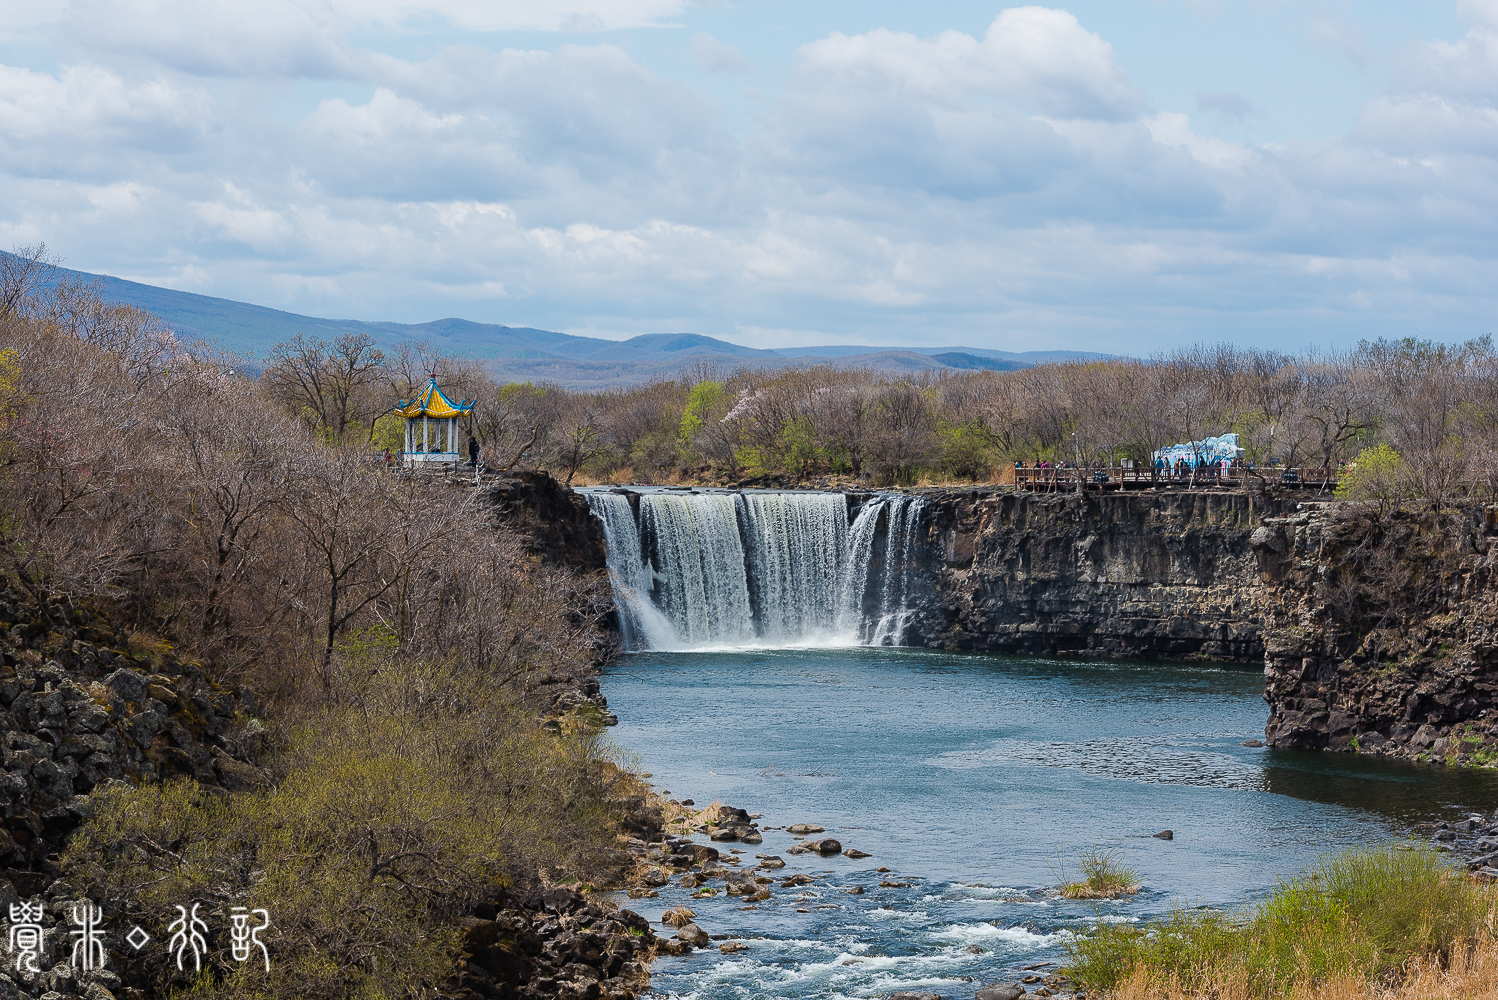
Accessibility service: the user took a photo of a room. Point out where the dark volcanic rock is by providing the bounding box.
[0,589,264,873]
[914,490,1296,660]
[486,470,608,573]
[483,471,622,725]
[457,886,657,999]
[1255,503,1498,759]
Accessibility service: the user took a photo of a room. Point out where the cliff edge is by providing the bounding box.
[1256,502,1498,759]
[914,489,1295,661]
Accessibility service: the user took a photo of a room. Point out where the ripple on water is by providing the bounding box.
[932,734,1270,790]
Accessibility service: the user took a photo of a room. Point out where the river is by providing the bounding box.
[602,645,1498,1000]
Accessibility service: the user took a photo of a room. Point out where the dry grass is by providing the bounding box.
[1111,939,1498,999]
[1069,846,1496,1000]
[662,907,696,928]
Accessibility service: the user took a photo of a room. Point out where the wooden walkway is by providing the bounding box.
[1013,466,1338,492]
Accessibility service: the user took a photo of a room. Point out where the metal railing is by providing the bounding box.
[1013,466,1338,491]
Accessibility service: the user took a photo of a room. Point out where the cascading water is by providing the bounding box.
[844,494,926,645]
[583,489,928,651]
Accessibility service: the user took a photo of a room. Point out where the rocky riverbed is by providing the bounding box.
[613,788,1089,1000]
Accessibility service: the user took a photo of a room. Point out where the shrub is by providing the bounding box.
[1334,443,1409,509]
[1065,844,1493,997]
[1059,846,1142,900]
[62,660,631,999]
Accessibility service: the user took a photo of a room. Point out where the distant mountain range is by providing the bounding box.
[24,257,1113,389]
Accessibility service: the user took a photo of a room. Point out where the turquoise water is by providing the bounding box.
[602,647,1498,999]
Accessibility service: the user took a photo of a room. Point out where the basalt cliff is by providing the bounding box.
[1253,502,1498,760]
[902,488,1498,761]
[911,489,1295,662]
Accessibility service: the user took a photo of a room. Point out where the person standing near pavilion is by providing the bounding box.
[468,435,480,467]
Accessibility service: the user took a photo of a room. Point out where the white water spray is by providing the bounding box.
[583,490,927,651]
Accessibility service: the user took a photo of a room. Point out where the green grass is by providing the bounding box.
[1060,846,1142,900]
[1064,844,1492,997]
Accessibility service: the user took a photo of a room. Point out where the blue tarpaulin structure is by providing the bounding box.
[1153,433,1243,468]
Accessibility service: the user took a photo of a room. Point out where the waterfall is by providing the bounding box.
[583,489,927,651]
[844,494,922,649]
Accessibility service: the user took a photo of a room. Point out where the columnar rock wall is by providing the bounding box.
[911,490,1297,661]
[1255,503,1498,757]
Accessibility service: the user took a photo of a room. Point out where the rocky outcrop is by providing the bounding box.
[487,471,608,573]
[486,471,620,724]
[0,587,266,1000]
[1256,502,1498,758]
[0,590,264,876]
[457,886,657,1000]
[913,489,1296,660]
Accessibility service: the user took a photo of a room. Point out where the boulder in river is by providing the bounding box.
[759,856,787,869]
[676,923,711,947]
[843,847,871,858]
[1240,739,1264,747]
[788,823,825,834]
[816,838,843,855]
[975,984,1025,1000]
[1153,830,1174,840]
[642,867,669,886]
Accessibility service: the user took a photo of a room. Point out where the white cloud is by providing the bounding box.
[1391,0,1498,104]
[0,64,213,176]
[327,0,694,32]
[690,33,751,75]
[791,8,1145,122]
[0,4,1496,352]
[57,0,355,78]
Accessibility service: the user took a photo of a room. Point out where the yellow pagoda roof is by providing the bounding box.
[392,376,475,419]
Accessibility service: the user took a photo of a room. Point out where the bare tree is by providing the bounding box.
[263,333,387,442]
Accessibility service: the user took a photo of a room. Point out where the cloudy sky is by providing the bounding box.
[1,1,1494,353]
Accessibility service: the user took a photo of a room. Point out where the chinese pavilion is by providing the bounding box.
[392,374,476,465]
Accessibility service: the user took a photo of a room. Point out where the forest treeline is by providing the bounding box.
[0,247,631,998]
[256,309,1498,500]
